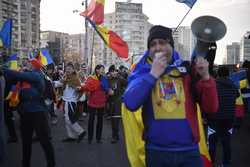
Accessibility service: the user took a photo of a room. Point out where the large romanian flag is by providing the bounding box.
[88,20,128,59]
[121,104,212,167]
[0,19,12,48]
[80,0,105,25]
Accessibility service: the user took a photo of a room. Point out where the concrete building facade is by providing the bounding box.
[173,26,196,60]
[226,42,240,64]
[0,0,41,58]
[40,31,70,64]
[240,31,250,62]
[91,1,152,69]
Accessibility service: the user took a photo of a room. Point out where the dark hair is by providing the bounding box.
[242,60,250,84]
[94,64,104,75]
[119,65,125,71]
[217,66,229,77]
[108,65,116,73]
[66,62,74,69]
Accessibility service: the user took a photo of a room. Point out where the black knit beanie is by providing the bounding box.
[147,25,174,49]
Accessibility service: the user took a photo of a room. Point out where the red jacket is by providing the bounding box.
[81,75,107,108]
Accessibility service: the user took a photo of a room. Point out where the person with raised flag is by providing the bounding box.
[1,58,55,167]
[123,25,218,167]
[3,53,19,143]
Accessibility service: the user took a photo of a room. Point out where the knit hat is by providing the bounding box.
[147,25,174,49]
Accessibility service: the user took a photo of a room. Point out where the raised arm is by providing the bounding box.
[123,73,157,111]
[3,68,42,84]
[196,77,218,113]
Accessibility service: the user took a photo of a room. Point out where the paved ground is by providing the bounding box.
[2,112,250,167]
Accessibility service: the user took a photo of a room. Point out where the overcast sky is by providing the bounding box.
[41,0,250,64]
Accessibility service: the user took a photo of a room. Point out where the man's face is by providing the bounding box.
[65,65,74,75]
[47,68,53,75]
[110,70,118,78]
[149,38,173,63]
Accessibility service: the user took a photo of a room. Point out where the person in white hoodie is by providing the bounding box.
[54,62,86,143]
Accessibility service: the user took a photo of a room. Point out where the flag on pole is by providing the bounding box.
[80,0,105,25]
[176,0,197,8]
[88,20,128,59]
[38,48,54,66]
[27,51,43,70]
[0,19,12,48]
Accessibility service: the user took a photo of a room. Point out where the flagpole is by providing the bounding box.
[89,31,95,74]
[174,4,195,32]
[84,0,89,74]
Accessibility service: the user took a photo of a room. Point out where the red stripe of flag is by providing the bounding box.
[80,0,104,25]
[109,30,129,59]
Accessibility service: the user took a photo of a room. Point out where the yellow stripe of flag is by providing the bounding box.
[96,0,105,5]
[96,25,110,45]
[240,79,247,89]
[0,39,3,47]
[40,51,48,66]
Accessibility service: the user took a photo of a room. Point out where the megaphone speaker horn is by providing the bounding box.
[191,15,227,42]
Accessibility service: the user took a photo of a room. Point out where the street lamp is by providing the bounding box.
[72,0,89,73]
[131,52,143,65]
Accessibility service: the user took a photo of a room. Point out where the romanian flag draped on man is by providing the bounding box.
[122,1,211,167]
[80,0,128,59]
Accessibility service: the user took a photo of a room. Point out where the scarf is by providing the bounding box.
[63,72,81,89]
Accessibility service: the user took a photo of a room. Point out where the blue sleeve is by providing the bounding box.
[3,69,42,84]
[100,76,110,92]
[122,73,157,111]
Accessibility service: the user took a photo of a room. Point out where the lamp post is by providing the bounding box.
[131,52,143,65]
[73,0,89,74]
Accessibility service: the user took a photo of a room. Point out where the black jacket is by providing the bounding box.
[208,77,239,120]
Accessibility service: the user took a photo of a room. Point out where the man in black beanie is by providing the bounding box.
[123,25,219,167]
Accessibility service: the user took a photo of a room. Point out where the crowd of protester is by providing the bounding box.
[0,25,250,167]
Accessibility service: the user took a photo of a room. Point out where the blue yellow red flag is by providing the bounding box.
[80,0,105,25]
[121,104,212,167]
[7,53,18,70]
[88,19,128,58]
[0,19,12,48]
[176,0,197,8]
[38,48,54,66]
